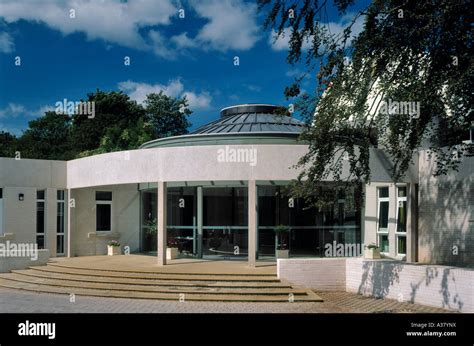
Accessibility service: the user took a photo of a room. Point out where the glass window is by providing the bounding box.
[397,201,407,232]
[379,234,389,253]
[36,190,45,249]
[379,187,389,198]
[96,204,111,231]
[96,191,112,201]
[56,190,65,255]
[167,187,195,226]
[378,201,389,230]
[203,187,247,226]
[397,236,406,255]
[378,187,389,232]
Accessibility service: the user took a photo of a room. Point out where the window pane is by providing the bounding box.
[37,201,45,234]
[167,187,195,226]
[37,235,45,249]
[398,236,406,254]
[57,190,65,200]
[378,201,389,230]
[397,200,407,232]
[380,234,389,252]
[379,187,389,198]
[203,187,247,226]
[37,190,45,200]
[0,188,3,199]
[57,202,65,234]
[96,204,111,231]
[96,191,112,201]
[397,186,407,197]
[56,235,64,254]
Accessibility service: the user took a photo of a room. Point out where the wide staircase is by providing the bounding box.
[0,261,322,302]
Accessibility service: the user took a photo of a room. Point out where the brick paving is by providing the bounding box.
[0,287,453,313]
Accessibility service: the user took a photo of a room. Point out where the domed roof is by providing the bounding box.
[140,104,307,149]
[191,104,306,135]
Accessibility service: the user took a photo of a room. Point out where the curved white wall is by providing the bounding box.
[66,145,308,189]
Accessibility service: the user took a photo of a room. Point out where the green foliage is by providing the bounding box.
[0,90,192,160]
[18,111,75,160]
[259,0,473,207]
[144,91,192,138]
[0,131,17,157]
[108,240,121,247]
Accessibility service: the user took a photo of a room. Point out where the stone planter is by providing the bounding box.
[167,247,179,260]
[364,248,381,259]
[107,245,121,256]
[276,249,289,259]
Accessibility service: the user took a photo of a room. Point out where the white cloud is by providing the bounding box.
[0,0,176,51]
[0,103,55,119]
[191,0,260,51]
[0,31,14,53]
[269,13,365,51]
[0,103,26,118]
[170,32,197,49]
[149,30,177,59]
[118,79,212,110]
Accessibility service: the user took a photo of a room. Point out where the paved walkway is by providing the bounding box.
[0,287,451,313]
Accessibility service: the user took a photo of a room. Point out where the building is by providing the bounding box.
[0,104,472,267]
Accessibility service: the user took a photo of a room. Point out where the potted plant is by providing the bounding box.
[365,243,381,259]
[107,240,121,256]
[167,237,179,260]
[274,225,290,259]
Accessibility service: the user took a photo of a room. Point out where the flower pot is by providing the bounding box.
[108,245,121,256]
[167,247,179,260]
[364,248,381,259]
[276,249,289,259]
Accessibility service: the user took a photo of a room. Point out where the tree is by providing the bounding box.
[0,131,17,157]
[71,90,145,156]
[17,111,74,160]
[259,0,472,206]
[144,92,192,138]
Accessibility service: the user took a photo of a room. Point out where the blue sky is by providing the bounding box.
[0,0,366,135]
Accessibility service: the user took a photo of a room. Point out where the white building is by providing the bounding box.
[0,104,472,267]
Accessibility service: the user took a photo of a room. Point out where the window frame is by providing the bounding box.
[376,186,390,254]
[56,190,66,255]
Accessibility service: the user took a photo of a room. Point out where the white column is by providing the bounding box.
[157,181,167,266]
[197,186,203,258]
[248,180,258,267]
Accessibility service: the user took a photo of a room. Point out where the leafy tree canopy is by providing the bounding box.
[259,0,473,207]
[0,90,192,160]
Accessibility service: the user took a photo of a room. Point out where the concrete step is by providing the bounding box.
[2,273,308,295]
[0,276,323,302]
[11,269,292,288]
[30,265,280,282]
[47,262,277,277]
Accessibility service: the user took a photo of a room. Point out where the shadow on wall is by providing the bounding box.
[357,260,468,311]
[418,153,474,267]
[358,260,404,299]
